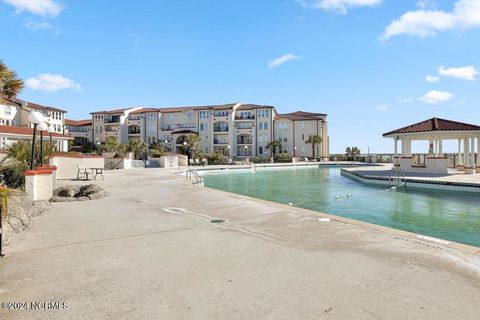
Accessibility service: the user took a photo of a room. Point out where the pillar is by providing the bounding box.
[457,139,463,166]
[394,138,398,157]
[471,138,475,168]
[439,140,443,157]
[477,137,480,167]
[464,138,469,167]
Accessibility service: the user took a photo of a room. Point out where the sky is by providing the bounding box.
[1,0,479,153]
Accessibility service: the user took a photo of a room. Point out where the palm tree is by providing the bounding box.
[266,140,282,160]
[0,60,24,100]
[102,137,126,156]
[126,139,147,159]
[345,146,361,161]
[184,135,201,158]
[305,135,322,159]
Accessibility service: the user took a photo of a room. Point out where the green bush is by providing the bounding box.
[206,152,228,165]
[249,157,270,164]
[275,154,292,162]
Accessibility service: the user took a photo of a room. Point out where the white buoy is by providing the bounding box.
[288,202,294,206]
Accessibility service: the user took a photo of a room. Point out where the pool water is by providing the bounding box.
[203,167,480,247]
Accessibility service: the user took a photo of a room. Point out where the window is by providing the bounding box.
[4,107,11,116]
[186,112,193,120]
[200,111,210,119]
[259,122,263,130]
[258,110,269,118]
[263,122,268,130]
[302,134,304,140]
[259,147,263,155]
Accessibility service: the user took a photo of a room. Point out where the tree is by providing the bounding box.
[305,135,322,158]
[184,135,201,158]
[0,60,24,100]
[102,137,125,155]
[266,140,282,160]
[149,140,167,156]
[126,139,147,159]
[345,146,361,161]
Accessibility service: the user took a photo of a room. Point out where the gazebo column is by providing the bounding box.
[393,138,398,157]
[464,138,469,168]
[428,139,434,156]
[471,138,476,168]
[438,139,443,157]
[457,139,463,167]
[477,137,480,172]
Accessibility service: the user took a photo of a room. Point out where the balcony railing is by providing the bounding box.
[105,117,121,124]
[235,115,255,120]
[214,127,229,133]
[214,140,229,145]
[237,140,252,145]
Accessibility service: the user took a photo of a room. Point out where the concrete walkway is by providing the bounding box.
[1,168,479,320]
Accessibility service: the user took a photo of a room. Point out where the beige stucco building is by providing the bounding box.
[89,104,329,159]
[0,98,70,151]
[274,111,329,159]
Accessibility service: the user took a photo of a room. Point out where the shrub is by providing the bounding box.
[249,157,270,164]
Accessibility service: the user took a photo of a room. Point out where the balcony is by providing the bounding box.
[237,134,252,145]
[214,139,229,145]
[213,123,229,133]
[235,114,255,120]
[105,116,121,124]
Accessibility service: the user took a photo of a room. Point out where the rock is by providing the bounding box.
[51,184,108,202]
[55,185,79,197]
[77,184,103,197]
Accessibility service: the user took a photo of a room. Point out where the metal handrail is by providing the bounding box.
[185,167,204,186]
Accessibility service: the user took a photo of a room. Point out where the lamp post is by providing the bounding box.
[183,141,188,156]
[47,124,54,150]
[38,122,48,166]
[28,111,45,170]
[244,145,249,162]
[164,139,169,152]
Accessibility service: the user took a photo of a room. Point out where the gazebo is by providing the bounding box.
[383,118,480,174]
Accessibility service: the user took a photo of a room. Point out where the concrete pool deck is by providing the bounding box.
[1,168,480,319]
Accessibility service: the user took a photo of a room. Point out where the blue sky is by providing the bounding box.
[1,0,479,153]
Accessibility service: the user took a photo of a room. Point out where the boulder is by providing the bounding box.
[51,184,108,202]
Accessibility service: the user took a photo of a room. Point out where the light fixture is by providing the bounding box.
[28,111,45,169]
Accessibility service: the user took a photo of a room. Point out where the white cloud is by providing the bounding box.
[398,97,414,103]
[381,0,480,40]
[2,0,62,17]
[376,104,388,112]
[425,75,440,82]
[419,90,453,104]
[267,54,300,70]
[416,0,438,10]
[26,74,82,92]
[24,18,53,30]
[438,65,478,81]
[296,0,382,14]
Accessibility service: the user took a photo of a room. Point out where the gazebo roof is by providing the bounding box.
[383,118,480,137]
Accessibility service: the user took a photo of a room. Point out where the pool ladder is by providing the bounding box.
[389,167,406,188]
[186,167,204,186]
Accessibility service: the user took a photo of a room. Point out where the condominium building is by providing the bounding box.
[89,103,329,158]
[0,97,71,151]
[65,119,93,151]
[274,111,329,158]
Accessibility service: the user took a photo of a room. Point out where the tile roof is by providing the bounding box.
[91,104,276,114]
[383,118,480,136]
[275,111,327,121]
[0,125,71,138]
[15,98,67,113]
[65,119,92,126]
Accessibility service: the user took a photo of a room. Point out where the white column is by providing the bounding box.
[464,138,469,167]
[471,138,475,168]
[439,139,443,157]
[401,139,405,156]
[404,139,411,156]
[477,137,480,168]
[429,139,434,156]
[458,139,462,166]
[394,139,398,157]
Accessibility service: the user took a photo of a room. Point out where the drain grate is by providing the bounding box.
[210,219,226,224]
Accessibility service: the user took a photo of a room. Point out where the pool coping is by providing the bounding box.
[341,168,480,193]
[198,173,480,255]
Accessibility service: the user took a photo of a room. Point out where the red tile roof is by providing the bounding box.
[90,104,276,114]
[0,125,71,138]
[275,111,327,121]
[383,118,480,136]
[65,119,92,126]
[15,98,67,113]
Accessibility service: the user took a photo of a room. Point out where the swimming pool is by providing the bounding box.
[203,166,480,247]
